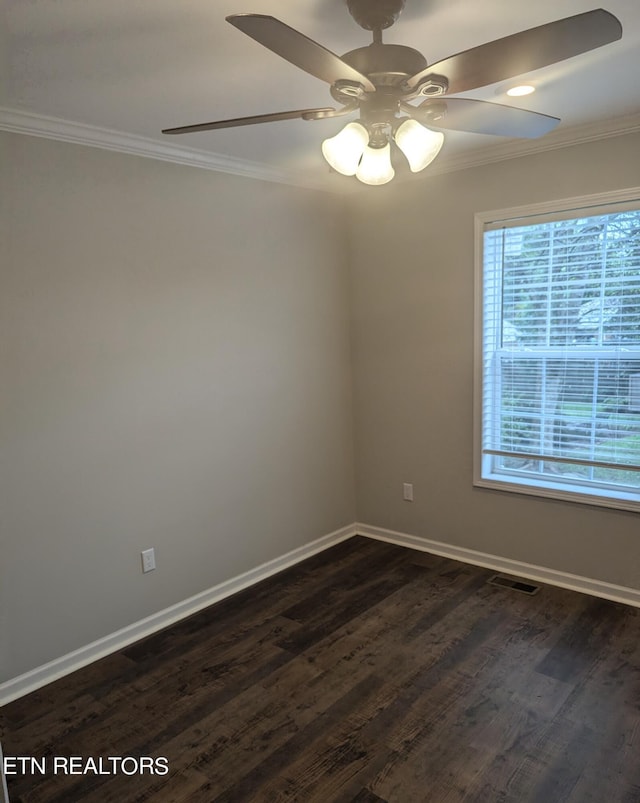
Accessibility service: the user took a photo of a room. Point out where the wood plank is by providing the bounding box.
[3,538,640,802]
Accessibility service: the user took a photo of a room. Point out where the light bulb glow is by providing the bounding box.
[355,143,395,186]
[506,84,535,97]
[394,119,444,173]
[321,122,369,176]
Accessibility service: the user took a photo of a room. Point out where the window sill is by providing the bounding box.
[475,472,640,514]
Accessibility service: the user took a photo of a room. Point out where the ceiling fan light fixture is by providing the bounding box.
[394,119,444,172]
[355,141,395,185]
[321,121,369,175]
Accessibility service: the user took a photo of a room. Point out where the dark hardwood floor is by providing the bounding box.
[2,536,640,802]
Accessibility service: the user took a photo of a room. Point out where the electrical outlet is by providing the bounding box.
[403,482,414,501]
[141,548,156,573]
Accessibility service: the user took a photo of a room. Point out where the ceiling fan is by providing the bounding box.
[162,0,622,185]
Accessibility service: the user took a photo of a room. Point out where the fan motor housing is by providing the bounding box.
[341,44,428,87]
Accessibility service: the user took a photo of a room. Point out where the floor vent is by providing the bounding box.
[487,574,540,595]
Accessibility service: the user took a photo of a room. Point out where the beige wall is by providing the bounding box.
[349,131,640,589]
[4,127,640,688]
[1,133,356,682]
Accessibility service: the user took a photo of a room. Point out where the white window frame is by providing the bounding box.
[474,187,640,513]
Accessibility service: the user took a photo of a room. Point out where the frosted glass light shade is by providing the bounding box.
[355,143,395,186]
[394,119,444,172]
[321,122,369,176]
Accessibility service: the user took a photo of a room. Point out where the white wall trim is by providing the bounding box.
[4,520,640,704]
[0,523,357,706]
[356,522,640,608]
[474,185,640,229]
[0,106,334,193]
[3,105,640,190]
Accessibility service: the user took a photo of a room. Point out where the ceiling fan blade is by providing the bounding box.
[227,14,376,92]
[162,107,337,134]
[408,97,560,138]
[405,9,622,95]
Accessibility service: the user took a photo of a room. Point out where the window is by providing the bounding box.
[475,192,640,511]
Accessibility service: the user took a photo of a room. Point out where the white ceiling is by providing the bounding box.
[2,0,640,190]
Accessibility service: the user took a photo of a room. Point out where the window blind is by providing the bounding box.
[481,208,640,500]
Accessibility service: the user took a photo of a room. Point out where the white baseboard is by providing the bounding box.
[0,524,357,706]
[4,521,640,705]
[356,522,640,608]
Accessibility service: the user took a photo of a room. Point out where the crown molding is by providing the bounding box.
[0,106,336,193]
[2,105,640,190]
[425,110,640,177]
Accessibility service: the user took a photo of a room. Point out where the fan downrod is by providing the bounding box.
[346,0,406,31]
